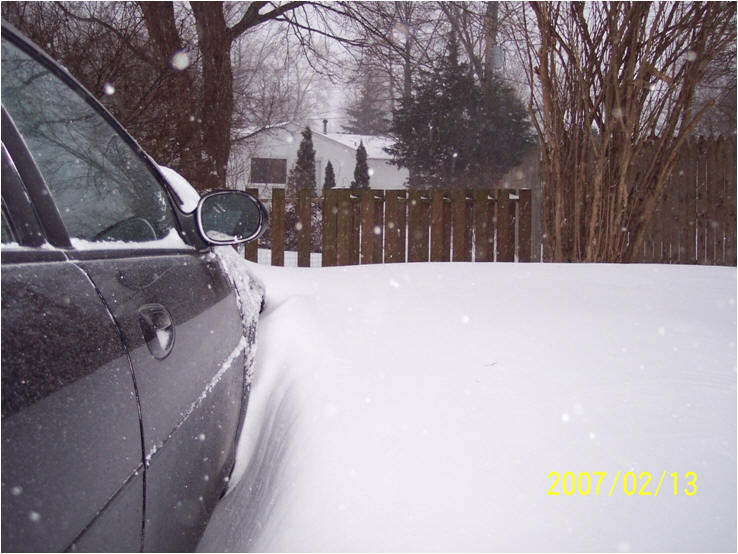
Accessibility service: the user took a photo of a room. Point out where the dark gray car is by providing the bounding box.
[1,21,265,552]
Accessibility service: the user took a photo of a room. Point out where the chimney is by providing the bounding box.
[323,119,328,134]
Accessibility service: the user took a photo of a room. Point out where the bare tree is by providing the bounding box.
[4,1,341,192]
[511,2,736,262]
[339,2,449,113]
[2,2,195,165]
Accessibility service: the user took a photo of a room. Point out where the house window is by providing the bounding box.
[251,158,287,184]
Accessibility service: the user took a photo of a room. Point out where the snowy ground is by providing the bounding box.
[199,254,736,552]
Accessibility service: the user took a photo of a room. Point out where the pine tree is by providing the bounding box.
[351,141,370,189]
[293,126,316,193]
[342,69,390,135]
[387,31,534,188]
[324,161,336,190]
[285,166,298,197]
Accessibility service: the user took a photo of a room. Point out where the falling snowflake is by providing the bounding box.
[171,50,191,71]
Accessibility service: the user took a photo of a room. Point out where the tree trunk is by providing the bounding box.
[139,2,202,186]
[191,2,234,192]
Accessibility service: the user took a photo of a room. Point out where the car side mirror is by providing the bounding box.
[197,191,267,245]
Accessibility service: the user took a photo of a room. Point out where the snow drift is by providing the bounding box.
[199,258,736,552]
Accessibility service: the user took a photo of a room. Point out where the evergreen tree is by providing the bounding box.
[293,126,316,193]
[285,166,298,197]
[387,32,535,188]
[351,141,370,189]
[342,71,390,135]
[324,161,336,190]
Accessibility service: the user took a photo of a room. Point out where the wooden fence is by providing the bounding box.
[244,188,533,267]
[243,139,735,267]
[633,136,736,266]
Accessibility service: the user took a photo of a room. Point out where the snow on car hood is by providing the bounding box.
[198,262,736,552]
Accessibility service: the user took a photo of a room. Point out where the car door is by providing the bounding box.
[1,141,145,552]
[2,27,249,551]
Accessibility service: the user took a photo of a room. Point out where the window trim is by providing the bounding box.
[1,202,18,244]
[1,107,70,247]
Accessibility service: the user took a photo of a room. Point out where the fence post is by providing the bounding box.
[244,187,259,262]
[271,188,285,266]
[385,191,406,263]
[496,189,515,262]
[518,189,532,263]
[297,188,311,267]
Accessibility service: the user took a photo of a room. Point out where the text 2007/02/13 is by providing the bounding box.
[547,471,697,497]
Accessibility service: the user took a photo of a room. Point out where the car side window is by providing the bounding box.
[1,37,183,247]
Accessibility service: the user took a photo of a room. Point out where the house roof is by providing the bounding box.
[317,132,396,160]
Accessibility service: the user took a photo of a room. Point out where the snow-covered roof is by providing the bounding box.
[318,133,395,160]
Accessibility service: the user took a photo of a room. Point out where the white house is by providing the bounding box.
[246,122,409,197]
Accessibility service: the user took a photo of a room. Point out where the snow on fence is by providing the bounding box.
[244,188,533,267]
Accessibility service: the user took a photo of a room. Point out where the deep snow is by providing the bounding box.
[200,255,736,552]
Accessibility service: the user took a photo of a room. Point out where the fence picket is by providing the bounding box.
[373,191,385,263]
[408,190,430,262]
[245,187,259,262]
[271,188,285,266]
[442,193,452,262]
[496,189,515,262]
[360,190,375,264]
[431,190,445,262]
[322,189,338,266]
[716,138,731,264]
[336,189,352,266]
[297,189,311,267]
[452,190,469,262]
[473,189,491,262]
[385,191,406,263]
[350,193,361,265]
[465,192,474,261]
[519,189,532,262]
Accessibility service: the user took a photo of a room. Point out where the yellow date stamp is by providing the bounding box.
[547,471,697,496]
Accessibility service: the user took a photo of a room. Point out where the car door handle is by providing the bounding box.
[137,304,175,360]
